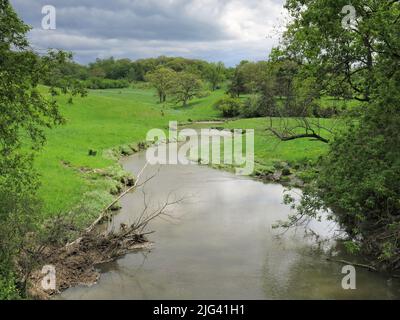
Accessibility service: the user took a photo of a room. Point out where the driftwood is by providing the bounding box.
[66,162,153,249]
[326,257,377,272]
[30,161,187,299]
[85,162,150,233]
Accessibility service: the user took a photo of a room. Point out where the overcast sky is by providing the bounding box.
[10,0,287,66]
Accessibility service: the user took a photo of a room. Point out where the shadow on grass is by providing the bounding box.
[170,100,203,110]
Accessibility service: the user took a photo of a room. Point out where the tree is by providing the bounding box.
[273,60,298,100]
[0,0,84,297]
[213,97,242,118]
[205,62,226,91]
[227,66,247,98]
[146,67,176,103]
[41,51,88,100]
[170,72,203,107]
[276,0,400,271]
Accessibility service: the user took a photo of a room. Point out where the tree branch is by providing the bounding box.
[268,127,330,143]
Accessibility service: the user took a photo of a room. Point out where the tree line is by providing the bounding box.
[54,56,229,91]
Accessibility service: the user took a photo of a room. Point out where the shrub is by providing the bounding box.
[0,270,19,300]
[213,97,242,118]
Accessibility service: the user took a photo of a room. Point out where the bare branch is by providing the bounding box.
[268,126,330,143]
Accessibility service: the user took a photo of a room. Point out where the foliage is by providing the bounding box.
[41,51,88,99]
[205,62,226,91]
[84,56,226,83]
[0,273,19,300]
[290,98,400,269]
[272,59,299,100]
[0,0,89,298]
[278,0,400,270]
[213,97,242,118]
[83,77,130,90]
[88,57,133,80]
[240,94,272,118]
[169,72,203,106]
[226,61,248,97]
[145,67,176,102]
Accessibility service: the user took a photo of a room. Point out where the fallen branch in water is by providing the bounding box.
[29,188,185,299]
[85,161,152,234]
[28,163,187,299]
[326,258,377,272]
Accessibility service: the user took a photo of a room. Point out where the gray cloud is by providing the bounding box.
[10,0,286,66]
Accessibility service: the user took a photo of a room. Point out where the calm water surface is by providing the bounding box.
[60,145,400,300]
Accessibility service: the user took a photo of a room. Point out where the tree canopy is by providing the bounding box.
[146,67,177,103]
[278,0,400,270]
[0,0,87,298]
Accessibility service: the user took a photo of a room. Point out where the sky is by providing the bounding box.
[10,0,287,66]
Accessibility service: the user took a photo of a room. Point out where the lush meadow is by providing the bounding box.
[35,87,332,219]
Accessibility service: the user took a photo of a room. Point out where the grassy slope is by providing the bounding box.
[36,88,223,217]
[35,87,331,219]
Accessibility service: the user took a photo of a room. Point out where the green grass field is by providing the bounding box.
[35,87,332,221]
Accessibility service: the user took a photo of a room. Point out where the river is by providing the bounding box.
[60,142,400,300]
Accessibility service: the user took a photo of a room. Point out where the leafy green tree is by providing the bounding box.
[0,0,84,297]
[238,61,269,93]
[277,0,400,270]
[227,66,247,98]
[205,62,226,91]
[41,51,88,100]
[273,60,298,100]
[146,67,176,103]
[213,97,242,118]
[170,72,203,107]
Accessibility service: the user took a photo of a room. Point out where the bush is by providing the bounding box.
[0,270,19,300]
[213,97,242,118]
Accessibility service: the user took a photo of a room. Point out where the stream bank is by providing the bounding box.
[58,143,400,300]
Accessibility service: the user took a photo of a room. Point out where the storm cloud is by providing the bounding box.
[10,0,286,66]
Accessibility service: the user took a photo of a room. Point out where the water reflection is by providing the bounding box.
[60,146,400,300]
